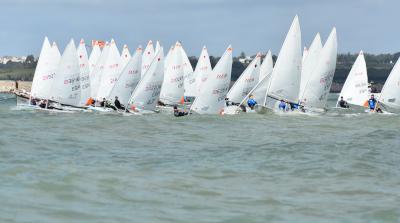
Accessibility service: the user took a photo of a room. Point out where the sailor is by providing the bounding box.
[225,97,233,106]
[173,105,188,117]
[289,102,299,111]
[367,95,383,113]
[114,96,125,110]
[38,100,46,108]
[30,98,37,105]
[247,95,257,109]
[86,97,95,106]
[278,99,286,111]
[100,98,106,107]
[338,96,349,108]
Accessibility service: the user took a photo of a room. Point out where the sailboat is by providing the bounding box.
[49,39,81,107]
[30,37,61,100]
[194,46,212,97]
[77,39,91,106]
[155,41,161,53]
[90,41,110,98]
[96,39,121,99]
[299,33,322,98]
[142,40,155,78]
[378,56,400,111]
[107,46,142,105]
[226,53,261,104]
[159,42,184,105]
[190,45,233,114]
[337,51,368,108]
[255,15,302,113]
[126,47,164,113]
[300,28,337,112]
[119,44,131,71]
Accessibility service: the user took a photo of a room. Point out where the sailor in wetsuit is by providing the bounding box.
[368,94,383,113]
[278,100,286,111]
[247,95,257,110]
[338,96,349,108]
[173,105,188,117]
[114,96,125,110]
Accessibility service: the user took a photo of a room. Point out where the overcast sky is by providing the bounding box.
[1,0,399,56]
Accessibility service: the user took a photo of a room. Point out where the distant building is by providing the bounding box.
[238,56,253,64]
[0,56,27,64]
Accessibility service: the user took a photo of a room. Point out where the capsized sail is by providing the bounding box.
[160,42,184,104]
[300,28,337,110]
[50,39,81,106]
[379,55,400,110]
[299,33,322,98]
[142,40,155,77]
[194,46,212,96]
[96,39,121,99]
[108,46,142,105]
[127,47,164,111]
[337,51,368,107]
[226,53,261,103]
[77,39,91,105]
[31,37,61,100]
[191,45,233,114]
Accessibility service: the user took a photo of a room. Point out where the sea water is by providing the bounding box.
[0,93,399,223]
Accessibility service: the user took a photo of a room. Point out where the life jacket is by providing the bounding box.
[247,99,256,107]
[279,102,286,110]
[368,99,376,109]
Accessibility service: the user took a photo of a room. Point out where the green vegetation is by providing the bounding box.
[0,55,36,81]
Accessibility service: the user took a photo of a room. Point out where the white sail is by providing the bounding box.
[379,56,400,109]
[120,44,131,71]
[266,15,302,103]
[195,46,212,96]
[191,46,233,114]
[164,45,174,71]
[181,46,196,97]
[299,33,323,97]
[337,51,368,107]
[302,46,308,63]
[259,50,273,82]
[155,41,161,54]
[226,53,261,103]
[51,42,61,60]
[50,39,81,106]
[108,46,142,105]
[96,39,121,99]
[77,39,91,105]
[160,42,184,104]
[127,48,164,111]
[90,42,109,98]
[142,40,155,77]
[88,44,101,74]
[31,37,61,100]
[301,27,338,110]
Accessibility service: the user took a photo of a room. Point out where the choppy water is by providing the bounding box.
[0,93,399,223]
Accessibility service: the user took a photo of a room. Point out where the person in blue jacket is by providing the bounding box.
[278,100,286,111]
[247,95,257,110]
[368,94,383,113]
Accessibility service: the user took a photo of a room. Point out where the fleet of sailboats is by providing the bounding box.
[20,15,400,115]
